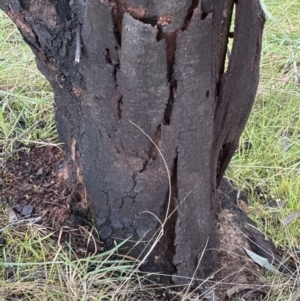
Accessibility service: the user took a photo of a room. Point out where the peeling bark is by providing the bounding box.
[0,0,265,284]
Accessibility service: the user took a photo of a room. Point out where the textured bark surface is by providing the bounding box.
[0,0,265,284]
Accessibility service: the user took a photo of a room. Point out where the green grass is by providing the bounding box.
[0,0,300,299]
[0,206,162,300]
[227,0,300,248]
[0,13,58,156]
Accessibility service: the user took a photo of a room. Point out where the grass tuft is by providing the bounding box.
[0,204,167,301]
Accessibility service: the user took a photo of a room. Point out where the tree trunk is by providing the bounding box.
[0,0,265,284]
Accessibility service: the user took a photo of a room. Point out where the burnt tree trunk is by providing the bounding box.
[0,0,265,284]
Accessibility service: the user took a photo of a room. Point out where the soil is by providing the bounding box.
[0,145,102,256]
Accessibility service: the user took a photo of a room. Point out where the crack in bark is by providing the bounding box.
[117,95,123,119]
[220,2,235,76]
[139,160,148,173]
[104,47,122,120]
[104,47,120,75]
[166,149,178,273]
[215,2,235,99]
[109,1,122,45]
[224,14,235,74]
[164,79,177,125]
[156,28,177,126]
[157,31,177,126]
[132,171,137,191]
[157,0,202,126]
[119,195,125,211]
[181,0,200,31]
[116,177,137,212]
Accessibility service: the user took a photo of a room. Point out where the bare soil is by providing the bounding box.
[0,145,101,256]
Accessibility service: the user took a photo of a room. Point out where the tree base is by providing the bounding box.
[214,178,282,297]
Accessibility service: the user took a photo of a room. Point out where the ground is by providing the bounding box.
[0,144,285,300]
[0,145,101,257]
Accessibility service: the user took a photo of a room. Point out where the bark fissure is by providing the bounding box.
[168,150,179,273]
[223,3,236,74]
[117,95,123,120]
[104,47,120,84]
[162,32,177,125]
[213,0,235,98]
[181,0,200,31]
[110,1,122,45]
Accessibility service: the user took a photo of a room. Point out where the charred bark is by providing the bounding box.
[0,0,265,284]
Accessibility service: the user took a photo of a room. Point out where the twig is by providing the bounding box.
[75,24,81,64]
[0,216,42,233]
[0,147,27,157]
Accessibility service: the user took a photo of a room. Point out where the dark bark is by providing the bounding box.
[0,0,265,284]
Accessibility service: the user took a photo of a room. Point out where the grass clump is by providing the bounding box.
[0,204,162,301]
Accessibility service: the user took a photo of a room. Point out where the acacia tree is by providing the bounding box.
[0,0,265,284]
